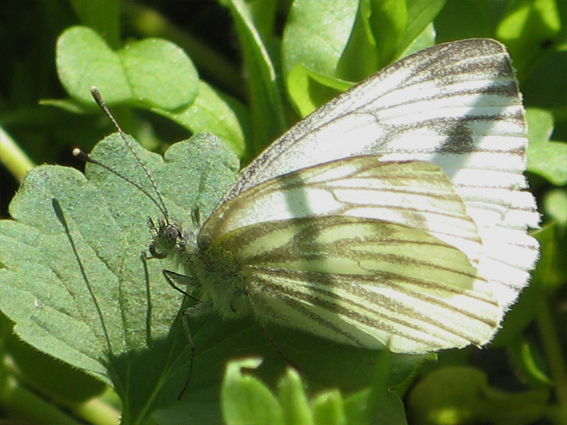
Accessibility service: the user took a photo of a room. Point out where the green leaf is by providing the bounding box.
[55,26,249,158]
[531,223,567,292]
[119,38,199,110]
[286,64,352,117]
[544,188,567,226]
[221,0,287,156]
[407,366,550,425]
[435,0,500,41]
[56,26,199,110]
[526,108,567,185]
[399,0,446,53]
[282,0,360,81]
[496,0,562,79]
[68,0,121,48]
[344,388,407,425]
[279,368,313,425]
[312,390,346,425]
[0,133,239,424]
[154,81,248,157]
[337,0,408,81]
[343,351,408,425]
[57,26,132,105]
[508,338,553,388]
[282,0,377,115]
[221,358,285,425]
[4,328,107,404]
[221,357,409,425]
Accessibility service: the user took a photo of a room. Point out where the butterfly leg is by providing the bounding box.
[162,269,200,301]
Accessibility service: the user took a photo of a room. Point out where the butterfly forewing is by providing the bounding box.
[200,157,483,267]
[223,39,525,196]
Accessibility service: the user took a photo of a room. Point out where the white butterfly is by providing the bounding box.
[147,38,539,354]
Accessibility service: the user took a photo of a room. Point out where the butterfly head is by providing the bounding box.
[148,216,200,263]
[148,217,181,259]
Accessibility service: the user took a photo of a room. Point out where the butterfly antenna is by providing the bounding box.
[74,87,171,223]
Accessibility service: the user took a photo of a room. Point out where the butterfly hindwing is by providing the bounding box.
[207,215,500,353]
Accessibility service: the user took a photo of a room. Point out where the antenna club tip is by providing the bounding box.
[90,87,104,104]
[72,148,89,161]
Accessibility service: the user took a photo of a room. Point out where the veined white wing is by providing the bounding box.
[214,38,539,314]
[149,38,539,354]
[224,39,527,193]
[201,157,483,267]
[213,217,500,353]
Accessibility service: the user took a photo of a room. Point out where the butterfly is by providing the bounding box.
[133,38,539,354]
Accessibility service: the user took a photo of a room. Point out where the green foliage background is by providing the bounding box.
[0,1,565,424]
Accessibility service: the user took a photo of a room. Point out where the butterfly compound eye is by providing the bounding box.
[148,222,182,259]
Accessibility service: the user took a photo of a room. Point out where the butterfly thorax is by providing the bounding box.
[194,243,251,319]
[148,216,250,319]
